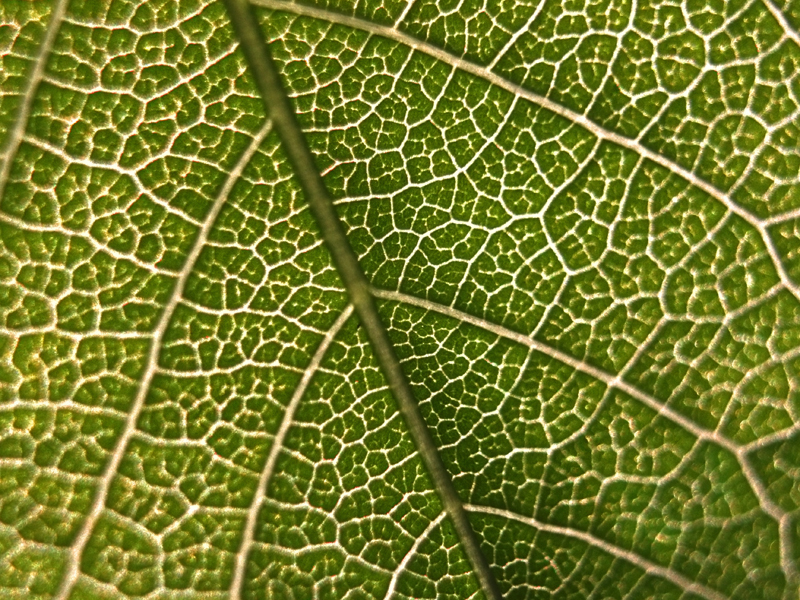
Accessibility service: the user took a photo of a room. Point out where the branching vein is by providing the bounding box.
[250,0,800,305]
[373,287,798,589]
[222,1,504,597]
[52,119,274,600]
[0,0,69,204]
[229,304,354,600]
[464,504,730,600]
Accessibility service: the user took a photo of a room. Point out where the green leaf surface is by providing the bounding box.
[0,0,799,598]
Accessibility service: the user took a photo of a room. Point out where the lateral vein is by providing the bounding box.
[383,512,447,600]
[52,119,274,600]
[763,0,800,49]
[464,504,730,600]
[374,287,737,452]
[0,0,69,204]
[249,0,800,305]
[229,304,354,600]
[374,287,797,589]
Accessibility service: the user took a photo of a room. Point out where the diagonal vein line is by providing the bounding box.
[375,287,799,589]
[249,0,800,305]
[52,119,274,600]
[383,512,447,600]
[486,0,548,70]
[230,304,354,600]
[763,0,800,48]
[464,504,729,600]
[0,0,69,204]
[374,287,739,453]
[222,1,504,598]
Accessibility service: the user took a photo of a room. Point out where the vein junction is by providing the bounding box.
[0,0,798,598]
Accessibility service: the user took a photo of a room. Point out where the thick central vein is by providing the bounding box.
[373,287,798,590]
[222,1,504,598]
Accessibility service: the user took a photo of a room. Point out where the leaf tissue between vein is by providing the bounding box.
[0,0,798,599]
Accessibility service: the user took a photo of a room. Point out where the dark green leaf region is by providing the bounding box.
[0,0,799,598]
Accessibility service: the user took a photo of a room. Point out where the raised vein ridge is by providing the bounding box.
[464,504,730,600]
[52,119,275,600]
[383,512,447,600]
[221,1,504,598]
[230,304,354,600]
[763,0,800,49]
[0,0,69,204]
[250,0,800,306]
[373,287,798,591]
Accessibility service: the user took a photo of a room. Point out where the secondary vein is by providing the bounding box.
[374,287,798,590]
[229,304,354,600]
[249,0,800,306]
[221,1,504,598]
[52,119,274,600]
[464,504,730,600]
[0,0,69,204]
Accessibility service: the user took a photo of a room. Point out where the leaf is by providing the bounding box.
[0,0,799,599]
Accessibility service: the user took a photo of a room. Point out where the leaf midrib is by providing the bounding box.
[0,0,797,597]
[221,0,505,599]
[372,286,798,588]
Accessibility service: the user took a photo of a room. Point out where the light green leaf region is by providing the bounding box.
[0,0,799,598]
